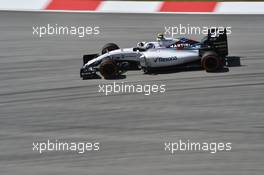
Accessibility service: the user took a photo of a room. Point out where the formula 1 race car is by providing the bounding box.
[80,28,240,79]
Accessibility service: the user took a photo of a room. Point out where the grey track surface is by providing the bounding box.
[0,11,263,175]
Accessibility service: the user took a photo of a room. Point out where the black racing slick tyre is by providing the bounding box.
[201,51,223,72]
[101,43,119,54]
[99,60,119,79]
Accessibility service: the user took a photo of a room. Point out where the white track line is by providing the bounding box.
[0,0,51,10]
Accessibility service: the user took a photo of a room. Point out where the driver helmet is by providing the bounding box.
[146,43,155,49]
[137,41,146,48]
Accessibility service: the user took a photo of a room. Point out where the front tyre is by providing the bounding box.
[101,43,119,54]
[99,60,119,79]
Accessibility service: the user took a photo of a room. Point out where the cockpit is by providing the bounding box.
[134,41,156,51]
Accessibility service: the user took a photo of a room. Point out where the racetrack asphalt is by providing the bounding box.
[0,11,263,175]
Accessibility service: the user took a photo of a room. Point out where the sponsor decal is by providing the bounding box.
[154,56,177,63]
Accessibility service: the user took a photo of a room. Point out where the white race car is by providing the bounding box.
[80,28,239,79]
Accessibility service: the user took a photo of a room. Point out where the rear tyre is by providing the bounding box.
[99,60,119,79]
[101,43,119,54]
[202,51,223,72]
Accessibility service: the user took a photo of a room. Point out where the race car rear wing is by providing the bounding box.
[199,28,228,57]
